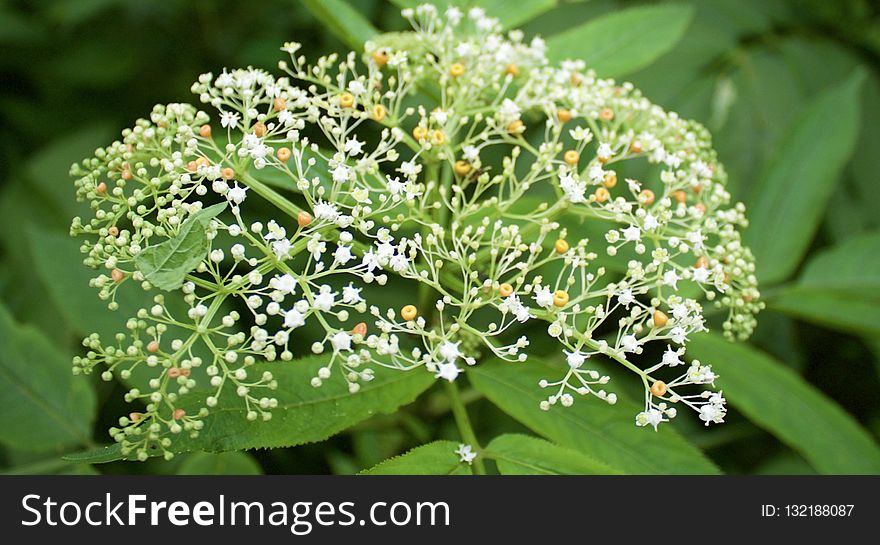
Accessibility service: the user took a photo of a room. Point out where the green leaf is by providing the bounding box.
[546,4,694,78]
[796,230,880,297]
[687,332,880,474]
[133,202,227,291]
[361,440,472,475]
[469,358,720,474]
[301,0,378,51]
[168,357,435,455]
[485,433,622,475]
[176,452,263,475]
[0,302,95,452]
[27,227,139,340]
[767,288,880,336]
[390,0,556,29]
[63,444,124,464]
[65,359,435,463]
[745,70,865,284]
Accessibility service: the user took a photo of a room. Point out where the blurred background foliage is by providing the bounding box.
[1,0,879,475]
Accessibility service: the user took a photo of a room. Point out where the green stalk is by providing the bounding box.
[444,380,487,475]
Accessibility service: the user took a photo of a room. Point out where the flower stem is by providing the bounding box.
[443,380,486,475]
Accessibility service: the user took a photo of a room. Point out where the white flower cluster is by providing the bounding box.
[69,3,761,459]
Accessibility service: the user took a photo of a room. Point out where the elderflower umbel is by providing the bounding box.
[68,3,762,459]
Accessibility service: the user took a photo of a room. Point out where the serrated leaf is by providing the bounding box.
[745,70,865,284]
[65,359,435,463]
[546,4,694,78]
[0,302,95,452]
[134,202,227,291]
[469,358,720,474]
[170,358,434,454]
[361,440,471,475]
[485,434,622,475]
[176,452,263,475]
[302,0,378,52]
[687,332,880,474]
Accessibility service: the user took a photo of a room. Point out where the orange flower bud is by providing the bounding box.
[401,305,418,321]
[650,380,667,397]
[603,173,617,188]
[555,239,570,254]
[653,310,668,328]
[372,49,389,67]
[553,290,569,307]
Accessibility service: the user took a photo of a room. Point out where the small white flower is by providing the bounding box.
[622,224,641,242]
[455,443,477,464]
[333,244,354,265]
[342,284,363,304]
[661,346,684,367]
[343,138,364,156]
[692,266,710,283]
[564,350,587,369]
[220,110,240,129]
[347,80,366,95]
[435,361,462,382]
[227,182,248,205]
[313,290,335,312]
[270,274,297,295]
[663,270,680,289]
[332,165,351,183]
[272,239,292,260]
[284,308,305,329]
[621,334,639,353]
[533,286,554,309]
[636,409,665,431]
[313,201,340,222]
[498,98,520,122]
[439,341,462,362]
[330,331,352,352]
